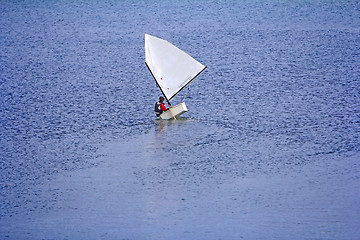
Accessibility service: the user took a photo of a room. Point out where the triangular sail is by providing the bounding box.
[145,34,206,102]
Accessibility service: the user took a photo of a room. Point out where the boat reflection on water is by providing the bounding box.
[154,117,190,134]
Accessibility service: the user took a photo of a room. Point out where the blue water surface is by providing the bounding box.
[1,0,359,239]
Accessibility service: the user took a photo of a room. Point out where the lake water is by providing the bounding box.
[1,0,360,239]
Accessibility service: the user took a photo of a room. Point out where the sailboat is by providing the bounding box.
[145,34,206,120]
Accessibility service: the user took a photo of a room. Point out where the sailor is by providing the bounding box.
[155,96,168,117]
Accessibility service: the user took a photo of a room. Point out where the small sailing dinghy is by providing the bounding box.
[145,34,206,120]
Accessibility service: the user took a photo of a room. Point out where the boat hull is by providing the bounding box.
[160,102,188,120]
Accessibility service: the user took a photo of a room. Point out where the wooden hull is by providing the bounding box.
[160,102,188,120]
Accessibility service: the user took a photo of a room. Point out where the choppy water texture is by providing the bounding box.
[1,0,360,239]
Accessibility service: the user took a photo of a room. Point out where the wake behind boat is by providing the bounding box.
[145,34,206,120]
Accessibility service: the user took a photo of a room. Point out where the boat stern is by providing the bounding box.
[160,102,187,120]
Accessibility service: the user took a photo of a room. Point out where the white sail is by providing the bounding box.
[145,34,206,102]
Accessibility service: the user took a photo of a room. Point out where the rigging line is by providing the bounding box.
[182,87,191,102]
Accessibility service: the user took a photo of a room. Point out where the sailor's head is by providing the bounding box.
[159,96,165,102]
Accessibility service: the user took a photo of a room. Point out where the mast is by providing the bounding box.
[145,62,172,106]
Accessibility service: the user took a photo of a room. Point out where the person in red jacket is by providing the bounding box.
[155,96,168,117]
